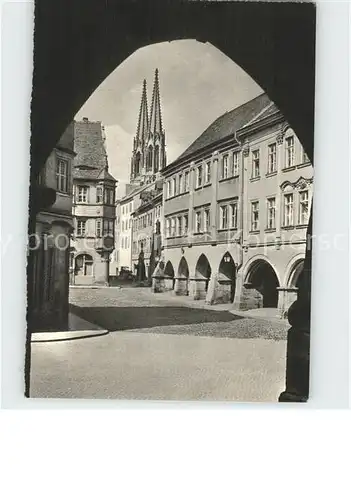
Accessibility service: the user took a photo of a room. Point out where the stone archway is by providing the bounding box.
[244,259,280,309]
[164,260,175,291]
[175,257,189,296]
[192,254,211,300]
[217,252,237,304]
[288,259,305,289]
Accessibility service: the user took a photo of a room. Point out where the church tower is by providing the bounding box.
[130,69,166,185]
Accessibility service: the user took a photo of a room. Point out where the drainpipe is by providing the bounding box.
[234,131,244,270]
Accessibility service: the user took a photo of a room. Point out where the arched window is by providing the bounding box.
[75,254,93,276]
[154,145,160,173]
[135,152,141,175]
[146,146,153,171]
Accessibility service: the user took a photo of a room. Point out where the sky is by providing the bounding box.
[75,40,263,198]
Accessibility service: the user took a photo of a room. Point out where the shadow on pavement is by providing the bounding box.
[69,304,243,332]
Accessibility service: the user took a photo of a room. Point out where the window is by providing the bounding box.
[56,158,69,193]
[267,197,276,229]
[122,206,125,215]
[170,218,176,237]
[77,219,86,236]
[172,177,176,197]
[166,181,171,199]
[252,150,260,178]
[195,211,202,233]
[222,155,229,179]
[96,186,103,203]
[166,219,171,238]
[220,205,228,230]
[77,186,88,203]
[203,209,210,233]
[103,219,114,237]
[75,254,93,276]
[179,174,184,194]
[183,214,188,235]
[176,216,182,236]
[196,165,203,188]
[268,144,277,174]
[96,219,102,237]
[129,219,132,229]
[283,193,294,226]
[129,202,132,212]
[298,191,309,225]
[122,220,124,231]
[230,203,238,229]
[285,136,295,168]
[251,201,259,231]
[205,162,211,184]
[184,171,190,192]
[233,152,239,177]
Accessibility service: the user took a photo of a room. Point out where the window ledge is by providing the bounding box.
[249,230,260,234]
[250,176,261,182]
[219,175,239,183]
[295,223,308,229]
[217,227,238,232]
[281,225,295,230]
[265,171,277,178]
[282,165,296,173]
[264,228,276,233]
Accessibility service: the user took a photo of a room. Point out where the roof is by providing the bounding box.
[174,93,272,163]
[73,166,117,182]
[239,101,281,129]
[73,119,108,169]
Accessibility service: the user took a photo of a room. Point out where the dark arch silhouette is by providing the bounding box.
[288,259,305,289]
[219,252,236,303]
[154,145,160,173]
[164,260,175,290]
[164,260,175,278]
[246,259,280,308]
[146,145,153,172]
[195,254,211,292]
[178,257,189,278]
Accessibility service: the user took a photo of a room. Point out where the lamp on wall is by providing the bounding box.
[181,247,185,255]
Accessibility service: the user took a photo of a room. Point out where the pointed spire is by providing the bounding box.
[135,79,149,144]
[149,68,163,136]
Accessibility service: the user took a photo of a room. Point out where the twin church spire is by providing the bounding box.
[131,69,166,185]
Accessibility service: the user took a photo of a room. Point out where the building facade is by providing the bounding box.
[115,69,166,278]
[32,123,75,331]
[155,94,312,317]
[70,118,117,286]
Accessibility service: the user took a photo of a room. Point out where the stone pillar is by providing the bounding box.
[189,277,208,300]
[174,277,188,296]
[279,210,312,402]
[164,277,175,291]
[277,287,298,318]
[94,252,110,286]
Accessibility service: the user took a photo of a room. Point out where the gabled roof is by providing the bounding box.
[239,101,281,129]
[174,93,271,163]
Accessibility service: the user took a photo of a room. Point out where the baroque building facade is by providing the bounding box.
[70,118,117,286]
[154,94,313,317]
[32,123,75,331]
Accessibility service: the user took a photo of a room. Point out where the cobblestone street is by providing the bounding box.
[31,287,288,401]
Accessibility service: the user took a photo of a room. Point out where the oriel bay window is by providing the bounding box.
[56,157,69,193]
[230,202,238,229]
[77,186,88,203]
[96,219,102,237]
[103,219,114,237]
[76,219,87,236]
[96,186,103,203]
